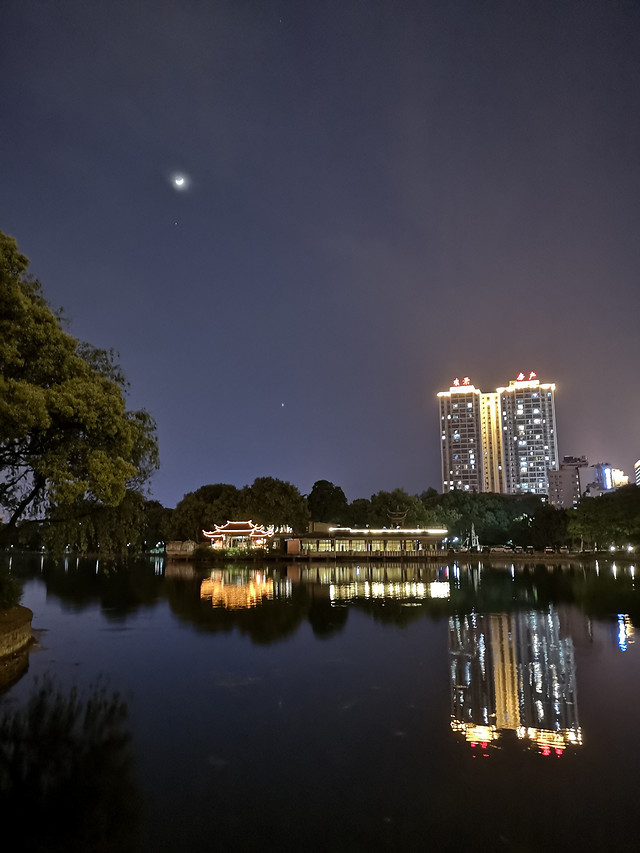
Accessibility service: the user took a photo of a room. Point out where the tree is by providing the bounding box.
[526,503,568,550]
[170,484,247,541]
[45,490,147,555]
[308,480,348,524]
[246,477,309,531]
[0,231,158,532]
[345,498,372,527]
[369,489,429,527]
[568,485,640,550]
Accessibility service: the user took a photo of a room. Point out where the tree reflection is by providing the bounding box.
[0,677,140,852]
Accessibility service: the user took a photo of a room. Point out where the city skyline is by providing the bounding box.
[3,0,639,507]
[438,372,560,497]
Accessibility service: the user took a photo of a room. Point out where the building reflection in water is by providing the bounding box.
[201,571,273,609]
[199,564,451,610]
[449,608,582,756]
[329,579,450,603]
[200,570,292,609]
[295,563,451,604]
[617,614,634,651]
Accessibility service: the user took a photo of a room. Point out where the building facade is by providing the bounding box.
[438,372,559,496]
[438,379,484,493]
[547,456,588,508]
[580,462,629,497]
[497,374,558,495]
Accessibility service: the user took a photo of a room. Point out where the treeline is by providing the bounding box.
[6,478,638,556]
[3,230,637,557]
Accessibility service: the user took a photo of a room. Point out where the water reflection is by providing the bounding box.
[200,570,287,609]
[0,676,140,852]
[450,608,582,756]
[617,614,635,651]
[4,553,640,850]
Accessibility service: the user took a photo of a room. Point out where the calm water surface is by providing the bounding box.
[2,554,640,852]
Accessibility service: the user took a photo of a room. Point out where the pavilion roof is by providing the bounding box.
[202,520,273,539]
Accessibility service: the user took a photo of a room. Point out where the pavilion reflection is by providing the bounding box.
[449,607,582,756]
[198,564,454,610]
[200,570,279,609]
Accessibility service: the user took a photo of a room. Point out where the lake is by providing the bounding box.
[1,553,639,852]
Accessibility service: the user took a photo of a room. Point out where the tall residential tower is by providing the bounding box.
[438,372,559,496]
[497,374,558,496]
[438,378,484,493]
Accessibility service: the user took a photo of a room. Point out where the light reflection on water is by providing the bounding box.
[2,554,640,852]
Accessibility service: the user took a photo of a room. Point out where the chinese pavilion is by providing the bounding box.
[202,520,273,550]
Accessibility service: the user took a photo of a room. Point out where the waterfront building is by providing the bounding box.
[290,523,448,556]
[438,372,559,496]
[202,520,273,549]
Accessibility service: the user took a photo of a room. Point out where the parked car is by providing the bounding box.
[559,545,569,554]
[544,546,555,554]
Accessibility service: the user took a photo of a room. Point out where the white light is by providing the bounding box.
[171,173,190,190]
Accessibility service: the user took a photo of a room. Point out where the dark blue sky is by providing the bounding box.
[3,0,639,507]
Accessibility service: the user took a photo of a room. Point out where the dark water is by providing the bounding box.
[2,554,639,852]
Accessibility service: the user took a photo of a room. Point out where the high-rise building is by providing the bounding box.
[480,392,503,493]
[438,379,484,493]
[635,459,640,488]
[437,372,559,495]
[497,374,558,495]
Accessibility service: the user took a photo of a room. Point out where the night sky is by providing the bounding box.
[3,0,639,508]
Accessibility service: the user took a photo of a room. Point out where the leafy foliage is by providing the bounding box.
[308,479,348,524]
[246,477,309,530]
[170,484,248,540]
[369,488,430,527]
[0,567,21,609]
[0,231,158,532]
[568,485,640,549]
[171,477,309,540]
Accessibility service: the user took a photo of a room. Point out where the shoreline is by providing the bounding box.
[0,605,34,690]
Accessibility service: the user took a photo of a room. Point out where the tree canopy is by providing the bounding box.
[170,477,309,541]
[0,231,158,532]
[568,485,640,550]
[308,480,348,524]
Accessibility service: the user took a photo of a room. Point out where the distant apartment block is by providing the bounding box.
[548,456,588,509]
[635,459,640,488]
[438,372,558,496]
[580,462,629,497]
